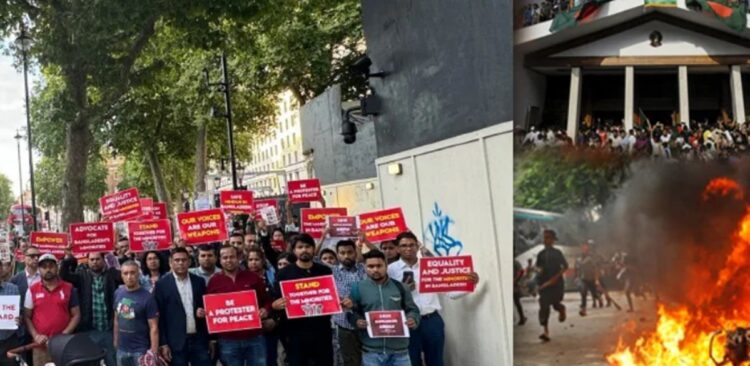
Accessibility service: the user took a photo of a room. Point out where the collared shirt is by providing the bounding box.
[387,259,442,316]
[207,270,271,340]
[173,273,196,334]
[0,282,20,340]
[25,269,40,288]
[332,263,366,329]
[189,267,221,285]
[91,273,109,331]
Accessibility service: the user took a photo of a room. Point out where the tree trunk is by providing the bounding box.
[61,70,90,229]
[193,120,207,194]
[146,147,172,218]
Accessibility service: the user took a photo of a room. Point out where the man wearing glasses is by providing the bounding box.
[387,232,480,366]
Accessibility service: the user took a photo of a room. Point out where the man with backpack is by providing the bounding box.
[348,250,420,366]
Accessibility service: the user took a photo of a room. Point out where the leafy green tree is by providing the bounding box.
[0,174,14,221]
[514,148,630,215]
[35,154,108,212]
[0,0,265,227]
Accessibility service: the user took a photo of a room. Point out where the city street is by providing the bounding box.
[513,292,657,366]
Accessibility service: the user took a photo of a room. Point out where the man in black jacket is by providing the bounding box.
[60,251,122,366]
[154,248,210,366]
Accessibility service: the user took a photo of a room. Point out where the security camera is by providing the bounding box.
[351,56,373,76]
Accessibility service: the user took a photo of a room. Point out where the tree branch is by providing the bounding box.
[120,15,158,84]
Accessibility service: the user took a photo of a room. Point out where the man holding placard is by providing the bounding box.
[0,258,21,366]
[348,250,419,366]
[272,234,337,366]
[206,245,271,366]
[387,232,480,366]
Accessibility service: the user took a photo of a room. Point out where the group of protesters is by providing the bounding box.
[519,117,750,161]
[513,229,650,342]
[0,199,480,366]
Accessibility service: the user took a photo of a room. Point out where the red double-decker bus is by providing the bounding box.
[7,204,37,239]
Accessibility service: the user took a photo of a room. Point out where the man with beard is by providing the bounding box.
[272,234,335,366]
[535,229,568,342]
[60,251,123,366]
[348,250,419,366]
[332,240,367,366]
[207,245,271,366]
[24,254,81,366]
[189,245,222,285]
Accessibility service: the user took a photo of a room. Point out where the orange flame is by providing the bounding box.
[702,177,744,202]
[608,177,750,365]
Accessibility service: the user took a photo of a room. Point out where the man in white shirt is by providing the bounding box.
[387,232,479,366]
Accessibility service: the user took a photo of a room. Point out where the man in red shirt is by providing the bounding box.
[23,253,81,366]
[206,245,271,366]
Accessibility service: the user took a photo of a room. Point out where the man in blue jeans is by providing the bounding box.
[348,250,419,366]
[113,261,159,366]
[387,232,480,366]
[206,245,271,366]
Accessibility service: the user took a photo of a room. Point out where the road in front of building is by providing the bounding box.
[513,291,657,366]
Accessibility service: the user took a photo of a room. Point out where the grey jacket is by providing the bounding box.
[348,276,420,353]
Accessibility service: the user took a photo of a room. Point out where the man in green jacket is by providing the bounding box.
[347,250,420,366]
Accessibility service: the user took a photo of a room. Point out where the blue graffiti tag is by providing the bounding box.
[425,202,464,256]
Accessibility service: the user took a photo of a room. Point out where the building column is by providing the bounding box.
[567,67,582,141]
[678,66,690,126]
[730,65,746,124]
[624,66,634,131]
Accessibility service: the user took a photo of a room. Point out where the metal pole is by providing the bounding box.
[21,39,36,230]
[221,52,238,190]
[14,132,24,223]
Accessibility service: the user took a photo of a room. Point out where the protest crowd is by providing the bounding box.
[518,117,750,161]
[0,183,480,366]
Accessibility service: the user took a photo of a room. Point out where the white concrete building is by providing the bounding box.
[515,0,750,137]
[244,90,313,196]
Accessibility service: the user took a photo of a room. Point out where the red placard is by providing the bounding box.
[271,240,287,252]
[252,199,277,220]
[300,208,348,239]
[280,275,342,319]
[203,290,262,333]
[153,202,168,220]
[287,179,323,203]
[419,255,475,293]
[30,232,69,259]
[127,219,172,252]
[220,191,254,215]
[70,222,115,255]
[99,187,143,222]
[14,249,24,262]
[137,198,154,220]
[177,209,228,246]
[366,310,410,338]
[327,216,358,237]
[358,208,408,243]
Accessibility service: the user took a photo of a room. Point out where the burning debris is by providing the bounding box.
[607,172,750,365]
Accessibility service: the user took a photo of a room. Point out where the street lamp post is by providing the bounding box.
[204,52,238,190]
[14,131,24,212]
[16,24,36,230]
